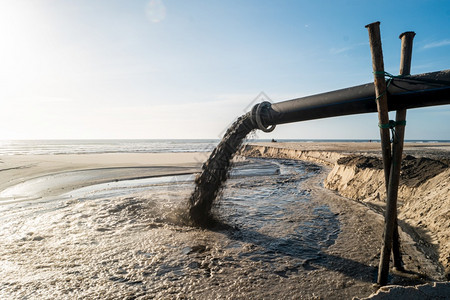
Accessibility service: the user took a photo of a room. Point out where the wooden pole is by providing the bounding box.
[391,31,416,271]
[365,22,392,187]
[365,21,394,286]
[399,32,415,76]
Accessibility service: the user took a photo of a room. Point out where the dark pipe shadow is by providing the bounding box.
[212,221,378,283]
[214,222,432,286]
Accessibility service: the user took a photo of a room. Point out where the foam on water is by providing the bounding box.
[0,139,218,155]
[0,158,343,299]
[188,113,255,226]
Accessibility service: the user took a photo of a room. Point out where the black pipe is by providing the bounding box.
[251,70,450,130]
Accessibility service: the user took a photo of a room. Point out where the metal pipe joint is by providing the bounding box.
[251,101,276,132]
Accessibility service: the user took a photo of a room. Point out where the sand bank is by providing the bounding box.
[1,145,448,298]
[0,150,440,299]
[0,153,206,203]
[241,142,450,296]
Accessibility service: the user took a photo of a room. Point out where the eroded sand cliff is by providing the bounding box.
[241,142,450,280]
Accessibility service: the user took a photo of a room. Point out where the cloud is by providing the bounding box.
[146,0,166,23]
[330,46,353,55]
[423,39,450,49]
[329,42,368,55]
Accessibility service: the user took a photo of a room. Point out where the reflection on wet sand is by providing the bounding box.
[0,158,436,299]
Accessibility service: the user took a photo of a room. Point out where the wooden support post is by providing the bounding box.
[399,32,415,76]
[391,31,416,271]
[365,21,394,286]
[365,22,392,186]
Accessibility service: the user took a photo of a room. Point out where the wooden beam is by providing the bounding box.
[391,31,416,271]
[365,22,392,187]
[365,21,395,286]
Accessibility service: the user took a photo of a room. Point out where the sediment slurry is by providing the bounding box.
[1,144,447,298]
[188,113,255,226]
[241,143,450,281]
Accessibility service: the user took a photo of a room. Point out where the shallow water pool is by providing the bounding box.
[0,158,346,299]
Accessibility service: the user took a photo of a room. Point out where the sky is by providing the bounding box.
[0,0,449,140]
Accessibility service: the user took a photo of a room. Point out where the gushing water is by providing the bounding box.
[0,157,353,299]
[188,113,255,226]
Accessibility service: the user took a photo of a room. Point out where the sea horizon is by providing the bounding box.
[0,138,449,156]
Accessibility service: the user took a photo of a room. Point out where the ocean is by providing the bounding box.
[0,139,448,155]
[0,139,219,155]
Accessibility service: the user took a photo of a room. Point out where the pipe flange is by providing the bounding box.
[255,101,276,133]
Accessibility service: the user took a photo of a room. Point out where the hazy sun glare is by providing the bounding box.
[0,1,449,140]
[0,2,93,139]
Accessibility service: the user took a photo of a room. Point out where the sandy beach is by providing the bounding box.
[0,143,448,299]
[241,141,450,298]
[0,152,206,203]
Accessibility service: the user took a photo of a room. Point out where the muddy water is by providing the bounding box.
[0,158,369,299]
[188,113,255,226]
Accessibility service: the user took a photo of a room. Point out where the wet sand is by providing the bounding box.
[242,141,450,298]
[0,147,448,299]
[0,153,206,202]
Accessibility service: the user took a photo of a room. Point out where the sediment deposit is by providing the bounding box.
[241,142,450,279]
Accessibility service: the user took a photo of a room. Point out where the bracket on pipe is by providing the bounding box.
[251,101,276,132]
